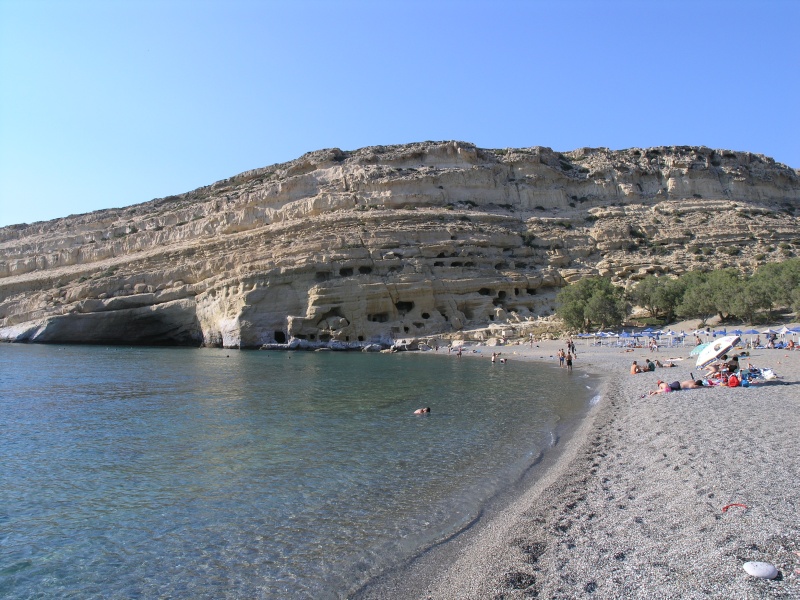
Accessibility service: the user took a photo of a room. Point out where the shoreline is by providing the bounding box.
[355,336,800,598]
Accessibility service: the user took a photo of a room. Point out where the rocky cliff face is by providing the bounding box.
[1,141,798,347]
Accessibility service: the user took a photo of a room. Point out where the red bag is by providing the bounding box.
[728,374,740,387]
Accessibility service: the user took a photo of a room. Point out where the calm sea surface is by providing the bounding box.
[0,344,596,599]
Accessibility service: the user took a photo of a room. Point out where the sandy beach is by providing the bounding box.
[355,331,800,599]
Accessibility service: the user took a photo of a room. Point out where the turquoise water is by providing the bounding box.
[0,344,595,598]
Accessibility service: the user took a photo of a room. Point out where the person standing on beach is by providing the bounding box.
[558,348,565,367]
[566,352,573,371]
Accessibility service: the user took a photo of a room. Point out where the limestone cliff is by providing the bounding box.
[1,142,798,347]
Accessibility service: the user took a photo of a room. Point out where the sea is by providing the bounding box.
[0,344,598,599]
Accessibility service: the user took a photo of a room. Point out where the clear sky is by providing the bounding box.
[1,0,797,227]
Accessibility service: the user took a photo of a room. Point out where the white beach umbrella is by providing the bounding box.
[695,335,741,368]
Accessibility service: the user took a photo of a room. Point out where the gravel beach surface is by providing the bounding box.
[355,334,800,599]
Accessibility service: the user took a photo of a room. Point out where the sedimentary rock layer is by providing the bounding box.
[1,142,798,347]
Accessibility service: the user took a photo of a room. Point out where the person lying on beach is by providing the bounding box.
[654,360,677,368]
[414,407,431,414]
[649,379,705,395]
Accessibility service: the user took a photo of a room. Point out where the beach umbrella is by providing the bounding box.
[731,329,743,336]
[744,329,760,335]
[777,326,792,335]
[761,328,779,335]
[695,335,741,368]
[689,341,712,356]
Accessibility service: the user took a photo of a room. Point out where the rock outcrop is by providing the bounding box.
[1,142,798,347]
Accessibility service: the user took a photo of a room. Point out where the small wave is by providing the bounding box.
[589,394,602,406]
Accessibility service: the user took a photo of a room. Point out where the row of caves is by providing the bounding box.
[265,269,555,348]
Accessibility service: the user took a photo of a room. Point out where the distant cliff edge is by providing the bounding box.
[1,141,798,347]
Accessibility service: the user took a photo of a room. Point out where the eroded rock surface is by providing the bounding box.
[1,142,798,347]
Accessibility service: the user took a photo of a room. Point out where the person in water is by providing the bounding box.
[414,407,431,414]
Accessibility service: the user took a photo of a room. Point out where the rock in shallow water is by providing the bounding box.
[743,561,778,579]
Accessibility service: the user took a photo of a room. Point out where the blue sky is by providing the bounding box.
[1,0,797,227]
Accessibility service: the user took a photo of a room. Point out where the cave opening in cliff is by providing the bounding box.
[395,301,414,315]
[274,331,287,344]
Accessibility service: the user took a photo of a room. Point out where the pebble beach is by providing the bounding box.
[356,330,800,599]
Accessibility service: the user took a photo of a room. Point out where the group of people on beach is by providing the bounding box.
[630,358,678,374]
